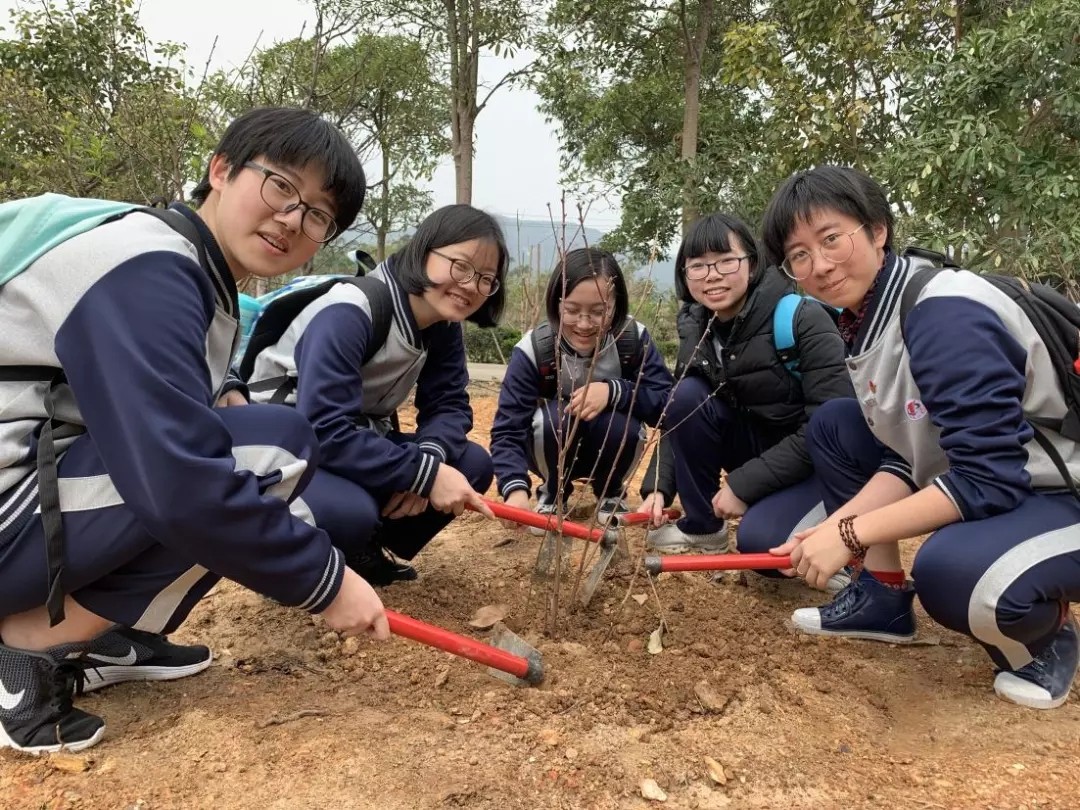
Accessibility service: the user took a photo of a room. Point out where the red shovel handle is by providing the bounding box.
[385,609,540,683]
[474,499,604,542]
[618,508,682,526]
[644,553,792,575]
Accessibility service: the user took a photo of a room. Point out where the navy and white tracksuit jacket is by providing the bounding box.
[245,259,492,560]
[807,250,1080,669]
[0,205,342,632]
[490,322,673,505]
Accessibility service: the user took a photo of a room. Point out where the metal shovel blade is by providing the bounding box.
[487,622,545,686]
[533,530,560,580]
[579,533,619,606]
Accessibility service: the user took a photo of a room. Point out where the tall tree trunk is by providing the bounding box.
[679,0,715,234]
[378,143,391,260]
[445,0,478,204]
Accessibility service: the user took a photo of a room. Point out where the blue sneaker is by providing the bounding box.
[791,569,916,643]
[994,611,1078,710]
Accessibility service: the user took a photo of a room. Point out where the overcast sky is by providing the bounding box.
[0,0,623,230]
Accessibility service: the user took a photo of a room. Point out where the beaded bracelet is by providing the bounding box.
[837,515,867,561]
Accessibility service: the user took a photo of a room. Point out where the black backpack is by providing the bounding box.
[899,247,1080,499]
[531,317,644,401]
[240,274,394,404]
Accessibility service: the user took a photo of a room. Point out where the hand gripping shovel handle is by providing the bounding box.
[644,553,793,575]
[385,609,544,685]
[473,499,604,543]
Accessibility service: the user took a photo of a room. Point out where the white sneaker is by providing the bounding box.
[646,522,728,553]
[529,502,563,537]
[596,497,630,525]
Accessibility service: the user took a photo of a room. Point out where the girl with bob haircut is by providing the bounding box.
[246,204,508,585]
[491,247,673,526]
[638,211,853,589]
[762,165,1080,710]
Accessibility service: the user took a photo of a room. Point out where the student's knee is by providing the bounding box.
[807,399,866,463]
[221,402,320,464]
[458,441,494,493]
[665,376,713,426]
[734,508,772,554]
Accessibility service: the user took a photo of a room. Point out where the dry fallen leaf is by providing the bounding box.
[631,593,648,605]
[640,778,668,802]
[467,604,509,630]
[704,756,727,785]
[647,623,666,655]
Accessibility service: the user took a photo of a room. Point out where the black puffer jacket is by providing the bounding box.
[642,267,854,505]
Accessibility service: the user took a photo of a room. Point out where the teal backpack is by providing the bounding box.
[0,193,207,627]
[772,293,841,379]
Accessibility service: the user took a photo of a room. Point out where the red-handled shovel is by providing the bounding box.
[386,609,544,687]
[644,553,793,576]
[470,500,617,606]
[616,508,682,527]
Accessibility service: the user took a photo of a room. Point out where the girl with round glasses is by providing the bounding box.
[638,212,854,589]
[762,165,1080,710]
[491,247,673,529]
[245,205,508,586]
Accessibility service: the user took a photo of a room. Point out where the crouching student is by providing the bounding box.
[764,165,1080,709]
[0,107,389,755]
[638,212,853,591]
[491,248,673,527]
[244,205,504,584]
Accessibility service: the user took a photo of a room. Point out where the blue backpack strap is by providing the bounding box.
[773,293,804,378]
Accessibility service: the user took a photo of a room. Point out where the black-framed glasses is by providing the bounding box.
[684,255,750,280]
[559,302,613,325]
[244,161,339,244]
[781,224,866,281]
[430,248,500,297]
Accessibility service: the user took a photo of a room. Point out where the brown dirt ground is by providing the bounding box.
[3,388,1079,810]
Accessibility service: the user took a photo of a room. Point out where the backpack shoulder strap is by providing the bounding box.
[530,321,558,400]
[343,275,394,364]
[773,293,805,377]
[134,207,210,274]
[898,266,944,346]
[614,317,644,377]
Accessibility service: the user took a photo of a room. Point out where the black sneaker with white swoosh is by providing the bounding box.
[0,641,104,754]
[79,627,213,692]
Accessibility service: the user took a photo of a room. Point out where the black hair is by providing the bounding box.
[545,247,630,331]
[761,165,895,267]
[393,204,508,328]
[673,212,761,304]
[191,107,365,237]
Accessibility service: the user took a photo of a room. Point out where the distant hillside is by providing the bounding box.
[495,215,675,289]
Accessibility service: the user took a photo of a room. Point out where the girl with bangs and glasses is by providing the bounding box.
[244,205,508,587]
[760,165,1080,710]
[637,212,854,593]
[491,248,674,529]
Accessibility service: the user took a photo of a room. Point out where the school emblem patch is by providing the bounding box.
[905,399,928,421]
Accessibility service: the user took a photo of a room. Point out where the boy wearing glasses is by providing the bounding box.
[0,107,390,754]
[638,213,854,588]
[245,205,506,585]
[762,165,1079,709]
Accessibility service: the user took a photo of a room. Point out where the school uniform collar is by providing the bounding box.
[169,203,238,318]
[849,250,907,356]
[373,256,424,349]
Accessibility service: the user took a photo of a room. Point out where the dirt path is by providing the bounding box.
[3,395,1078,809]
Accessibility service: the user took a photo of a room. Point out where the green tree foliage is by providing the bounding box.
[0,0,215,202]
[207,8,449,260]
